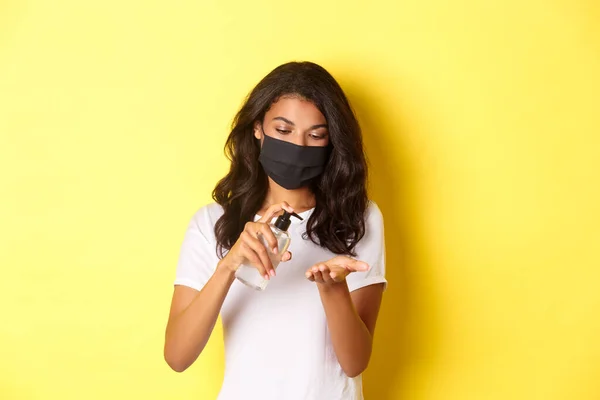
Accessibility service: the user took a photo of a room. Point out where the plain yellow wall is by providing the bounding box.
[1,1,599,399]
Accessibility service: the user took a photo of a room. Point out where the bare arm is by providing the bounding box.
[164,263,235,372]
[318,282,384,377]
[164,201,295,372]
[306,257,384,377]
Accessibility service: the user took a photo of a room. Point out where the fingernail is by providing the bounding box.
[264,274,270,280]
[269,269,275,277]
[272,247,278,254]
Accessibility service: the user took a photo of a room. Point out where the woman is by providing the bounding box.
[164,61,387,400]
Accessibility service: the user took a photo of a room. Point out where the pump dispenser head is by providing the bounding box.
[274,211,303,231]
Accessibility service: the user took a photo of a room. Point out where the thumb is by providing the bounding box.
[344,260,369,272]
[259,202,294,223]
[281,251,292,262]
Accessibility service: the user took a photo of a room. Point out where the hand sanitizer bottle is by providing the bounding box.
[235,210,303,291]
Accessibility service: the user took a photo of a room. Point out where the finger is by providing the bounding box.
[312,264,326,283]
[258,201,294,223]
[239,241,269,279]
[319,264,334,284]
[329,265,350,282]
[344,260,370,272]
[281,251,292,262]
[330,270,344,282]
[252,222,280,254]
[240,231,274,278]
[245,226,279,274]
[305,270,315,282]
[313,271,325,283]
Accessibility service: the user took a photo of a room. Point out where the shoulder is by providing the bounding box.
[347,200,387,291]
[189,202,224,235]
[365,200,384,227]
[196,202,224,219]
[354,200,384,249]
[353,200,384,247]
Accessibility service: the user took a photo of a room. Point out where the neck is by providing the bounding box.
[263,180,316,213]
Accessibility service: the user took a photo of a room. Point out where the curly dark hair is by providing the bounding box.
[213,61,368,258]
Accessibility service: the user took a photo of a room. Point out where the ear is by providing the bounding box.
[253,121,262,140]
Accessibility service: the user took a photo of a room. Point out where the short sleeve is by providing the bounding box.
[173,205,221,291]
[345,201,387,293]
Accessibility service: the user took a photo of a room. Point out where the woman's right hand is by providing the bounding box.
[218,202,295,280]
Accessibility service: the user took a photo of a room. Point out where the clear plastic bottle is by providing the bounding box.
[235,210,303,290]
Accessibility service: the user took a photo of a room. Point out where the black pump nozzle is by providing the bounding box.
[274,211,303,231]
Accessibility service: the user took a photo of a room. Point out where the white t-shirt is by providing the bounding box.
[174,201,387,400]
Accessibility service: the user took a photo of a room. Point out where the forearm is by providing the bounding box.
[164,263,235,372]
[318,282,373,377]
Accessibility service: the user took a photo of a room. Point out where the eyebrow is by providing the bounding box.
[272,116,328,130]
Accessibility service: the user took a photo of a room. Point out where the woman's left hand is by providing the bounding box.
[305,256,370,285]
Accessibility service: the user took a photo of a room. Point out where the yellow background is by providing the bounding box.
[1,0,599,399]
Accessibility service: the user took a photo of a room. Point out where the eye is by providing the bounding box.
[310,133,328,140]
[276,128,291,134]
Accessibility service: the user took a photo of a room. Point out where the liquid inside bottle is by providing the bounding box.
[234,210,302,291]
[234,228,290,291]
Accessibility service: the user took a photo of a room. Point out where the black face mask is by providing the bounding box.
[258,133,330,190]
